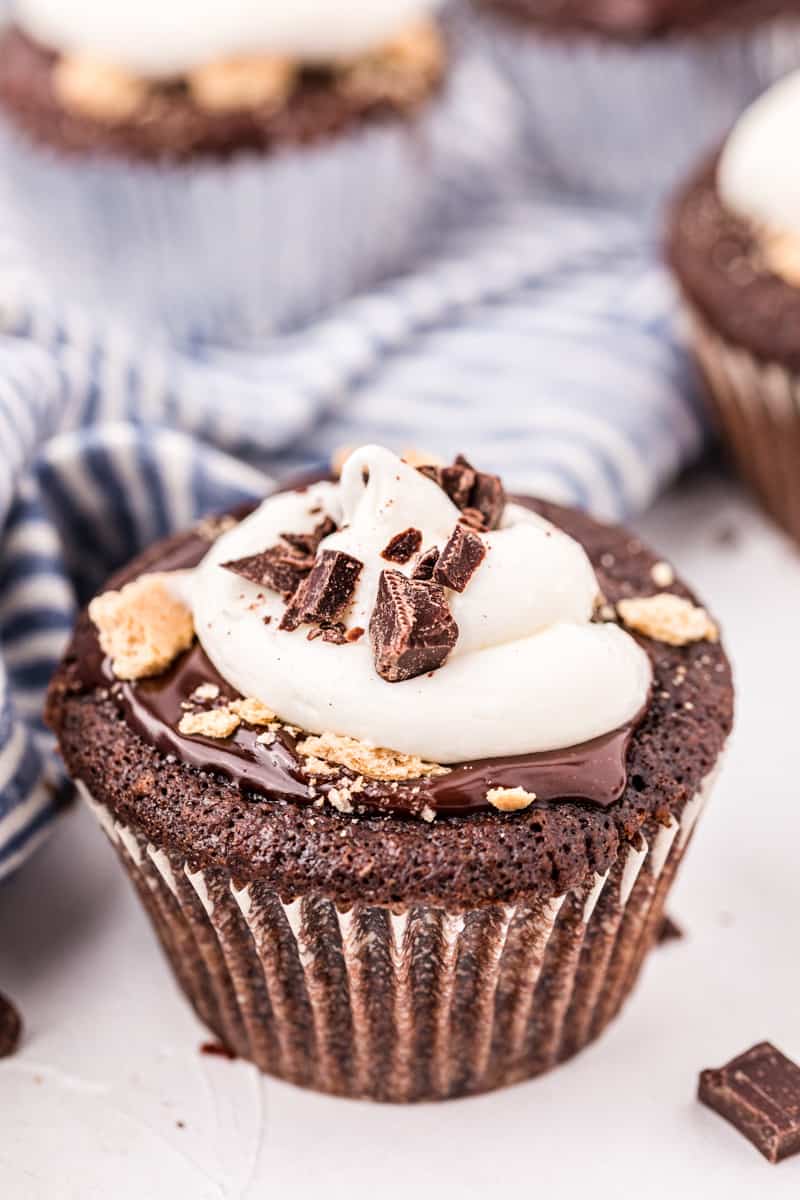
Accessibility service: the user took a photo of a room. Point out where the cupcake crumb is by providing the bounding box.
[617,593,718,646]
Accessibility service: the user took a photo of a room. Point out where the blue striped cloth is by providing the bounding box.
[0,183,708,881]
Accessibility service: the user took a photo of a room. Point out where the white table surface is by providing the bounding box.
[2,468,799,1199]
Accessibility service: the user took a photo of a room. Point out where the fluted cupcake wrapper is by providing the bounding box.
[79,772,716,1102]
[687,305,800,546]
[0,49,512,348]
[473,14,800,207]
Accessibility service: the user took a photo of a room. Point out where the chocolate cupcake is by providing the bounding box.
[46,446,732,1101]
[472,0,800,204]
[668,72,800,545]
[0,2,492,344]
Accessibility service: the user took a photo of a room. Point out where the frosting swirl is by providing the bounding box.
[718,71,800,240]
[191,446,651,764]
[15,0,445,78]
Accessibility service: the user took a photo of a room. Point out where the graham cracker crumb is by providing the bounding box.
[420,805,436,823]
[487,786,537,813]
[650,561,675,588]
[327,788,354,815]
[256,730,276,746]
[191,683,220,703]
[179,708,240,739]
[89,574,194,681]
[194,513,239,542]
[401,447,444,469]
[296,731,449,782]
[228,698,276,726]
[54,54,149,122]
[617,593,719,646]
[762,225,800,288]
[338,19,444,107]
[188,56,295,114]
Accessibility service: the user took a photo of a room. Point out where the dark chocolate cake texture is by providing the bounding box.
[47,447,732,1100]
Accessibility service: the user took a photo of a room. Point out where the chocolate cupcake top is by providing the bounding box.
[669,71,800,372]
[480,0,800,39]
[0,2,446,160]
[47,447,733,908]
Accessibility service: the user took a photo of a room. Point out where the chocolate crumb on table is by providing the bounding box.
[657,915,684,943]
[0,991,22,1058]
[699,1042,800,1163]
[200,1040,238,1060]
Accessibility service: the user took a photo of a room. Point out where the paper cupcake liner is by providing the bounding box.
[686,305,800,545]
[0,49,509,348]
[474,14,800,206]
[79,769,717,1102]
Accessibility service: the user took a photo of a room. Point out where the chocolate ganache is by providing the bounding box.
[69,461,650,822]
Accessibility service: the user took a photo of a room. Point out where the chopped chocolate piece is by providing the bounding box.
[699,1043,800,1164]
[200,1040,238,1060]
[433,524,487,593]
[280,515,337,557]
[223,545,312,600]
[459,506,488,532]
[658,914,684,943]
[370,569,458,682]
[471,471,505,531]
[0,992,21,1059]
[411,546,440,581]
[346,626,365,643]
[281,549,363,631]
[416,454,506,530]
[322,622,347,644]
[382,527,423,564]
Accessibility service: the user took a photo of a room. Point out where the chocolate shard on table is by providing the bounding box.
[417,454,506,530]
[370,569,458,682]
[433,523,487,593]
[698,1042,800,1164]
[381,527,423,564]
[657,914,684,944]
[281,549,363,632]
[411,546,440,581]
[223,544,312,600]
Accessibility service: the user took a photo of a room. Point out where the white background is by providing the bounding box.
[2,469,799,1198]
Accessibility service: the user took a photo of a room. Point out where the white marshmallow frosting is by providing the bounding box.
[718,71,800,239]
[191,447,651,764]
[15,0,445,78]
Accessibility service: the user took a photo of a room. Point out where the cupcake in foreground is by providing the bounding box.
[0,1,467,344]
[668,71,800,546]
[46,446,733,1101]
[472,0,800,204]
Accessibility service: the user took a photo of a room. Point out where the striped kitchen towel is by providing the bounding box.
[0,185,708,880]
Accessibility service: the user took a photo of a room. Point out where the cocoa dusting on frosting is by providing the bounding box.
[280,549,363,632]
[370,569,459,682]
[433,523,487,593]
[381,527,423,564]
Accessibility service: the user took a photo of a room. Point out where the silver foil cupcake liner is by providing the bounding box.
[0,49,511,348]
[474,14,800,206]
[687,304,800,545]
[80,769,717,1102]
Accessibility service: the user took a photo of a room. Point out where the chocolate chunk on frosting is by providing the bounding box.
[279,516,337,558]
[281,549,363,632]
[370,569,458,682]
[433,524,487,593]
[381,527,423,563]
[223,545,312,600]
[417,454,506,530]
[411,546,440,581]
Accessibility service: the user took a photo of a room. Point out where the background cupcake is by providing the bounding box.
[46,446,733,1101]
[0,0,499,345]
[668,71,800,546]
[472,0,800,205]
